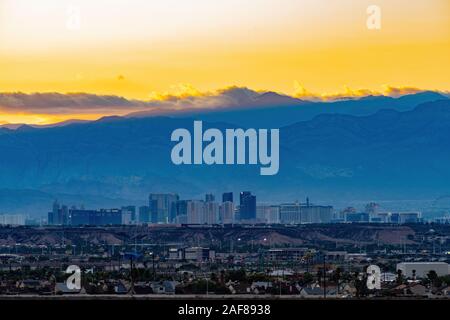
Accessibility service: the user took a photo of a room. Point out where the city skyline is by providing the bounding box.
[42,190,428,227]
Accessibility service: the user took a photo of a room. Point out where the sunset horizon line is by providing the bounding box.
[1,85,448,126]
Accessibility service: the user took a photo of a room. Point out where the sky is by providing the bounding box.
[0,0,449,124]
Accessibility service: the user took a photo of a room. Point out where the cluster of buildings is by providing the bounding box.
[132,192,239,225]
[48,202,125,226]
[335,203,422,224]
[47,192,334,226]
[0,214,42,226]
[46,196,431,227]
[0,214,26,226]
[2,241,449,297]
[5,196,448,228]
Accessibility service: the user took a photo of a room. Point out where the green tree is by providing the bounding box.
[300,272,314,286]
[226,269,247,282]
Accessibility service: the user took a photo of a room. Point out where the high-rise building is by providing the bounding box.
[48,200,59,225]
[176,200,188,216]
[257,205,280,224]
[204,201,219,225]
[280,201,333,224]
[220,202,235,224]
[306,205,333,223]
[175,200,188,223]
[345,212,369,223]
[187,200,205,224]
[0,214,26,226]
[205,194,215,203]
[187,200,220,225]
[61,205,69,225]
[121,210,133,225]
[239,192,256,221]
[149,199,158,223]
[391,212,421,224]
[369,212,390,223]
[175,214,188,224]
[339,207,357,221]
[121,206,136,222]
[149,194,179,224]
[69,209,122,226]
[47,212,54,225]
[279,203,302,224]
[52,200,60,217]
[48,200,69,225]
[138,206,151,224]
[365,202,380,222]
[222,192,233,203]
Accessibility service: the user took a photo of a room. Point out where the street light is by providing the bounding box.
[149,252,156,281]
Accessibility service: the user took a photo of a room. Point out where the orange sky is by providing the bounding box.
[0,0,449,124]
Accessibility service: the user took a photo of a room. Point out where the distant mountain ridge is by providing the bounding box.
[0,119,89,130]
[174,91,448,127]
[1,91,446,129]
[0,98,450,216]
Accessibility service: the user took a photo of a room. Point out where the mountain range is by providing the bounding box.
[167,91,447,127]
[0,92,449,217]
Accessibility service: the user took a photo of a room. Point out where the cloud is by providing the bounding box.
[293,82,426,101]
[383,85,423,97]
[0,87,265,119]
[147,85,262,108]
[0,92,143,114]
[0,84,441,123]
[148,83,208,100]
[137,86,268,114]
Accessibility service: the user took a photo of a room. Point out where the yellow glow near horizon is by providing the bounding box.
[0,0,449,124]
[0,113,107,125]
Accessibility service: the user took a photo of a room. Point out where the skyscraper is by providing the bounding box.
[70,209,122,226]
[61,205,69,225]
[204,201,219,225]
[149,194,179,223]
[239,192,256,221]
[220,201,235,224]
[48,200,60,225]
[176,200,188,217]
[279,202,333,224]
[205,194,215,203]
[222,192,233,203]
[48,200,69,225]
[257,205,280,224]
[121,206,136,222]
[187,200,205,224]
[138,206,150,224]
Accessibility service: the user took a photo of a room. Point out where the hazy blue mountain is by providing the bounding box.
[171,91,447,127]
[0,99,450,216]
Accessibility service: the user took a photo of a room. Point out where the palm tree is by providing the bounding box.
[334,268,342,294]
[396,269,404,285]
[427,270,439,287]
